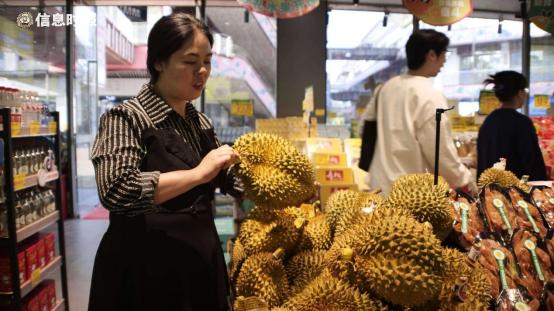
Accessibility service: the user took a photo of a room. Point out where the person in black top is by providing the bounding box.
[88,13,240,311]
[477,70,547,181]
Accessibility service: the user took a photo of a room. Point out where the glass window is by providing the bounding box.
[420,18,524,116]
[204,7,277,143]
[529,23,554,117]
[326,10,413,126]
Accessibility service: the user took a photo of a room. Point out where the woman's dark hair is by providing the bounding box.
[147,13,213,83]
[405,29,450,70]
[483,71,527,102]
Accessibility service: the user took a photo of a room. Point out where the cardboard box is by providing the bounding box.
[35,239,46,269]
[25,293,40,311]
[315,167,354,185]
[25,243,38,281]
[42,233,55,264]
[43,279,56,309]
[311,152,347,167]
[320,184,358,209]
[38,285,49,311]
[0,251,26,292]
[306,137,342,155]
[343,138,362,167]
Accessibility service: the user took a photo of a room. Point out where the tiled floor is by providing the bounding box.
[64,219,108,311]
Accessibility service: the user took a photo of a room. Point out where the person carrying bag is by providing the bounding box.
[358,84,383,172]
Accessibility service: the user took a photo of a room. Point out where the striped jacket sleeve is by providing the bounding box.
[91,106,160,211]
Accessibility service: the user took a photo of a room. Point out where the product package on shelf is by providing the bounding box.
[532,116,554,179]
[0,250,26,292]
[448,191,488,251]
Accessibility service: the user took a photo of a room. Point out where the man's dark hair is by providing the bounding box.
[147,13,213,83]
[405,29,450,70]
[483,71,527,102]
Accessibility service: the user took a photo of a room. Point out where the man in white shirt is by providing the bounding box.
[368,29,473,194]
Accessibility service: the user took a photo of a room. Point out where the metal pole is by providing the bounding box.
[521,0,531,116]
[53,111,70,310]
[434,110,441,185]
[413,15,420,32]
[2,108,22,310]
[200,0,206,113]
[66,0,77,217]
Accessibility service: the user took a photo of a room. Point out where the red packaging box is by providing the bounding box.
[38,285,49,311]
[25,243,38,281]
[25,294,40,311]
[0,251,27,292]
[43,279,56,309]
[42,233,55,264]
[35,239,46,269]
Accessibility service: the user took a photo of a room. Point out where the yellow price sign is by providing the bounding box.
[47,121,57,134]
[31,268,42,287]
[14,175,26,190]
[29,121,40,135]
[11,122,21,136]
[315,108,325,117]
[534,94,551,109]
[479,90,501,115]
[231,100,253,117]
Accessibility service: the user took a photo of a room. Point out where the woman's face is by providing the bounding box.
[155,31,212,101]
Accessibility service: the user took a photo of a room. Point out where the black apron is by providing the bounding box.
[88,126,230,311]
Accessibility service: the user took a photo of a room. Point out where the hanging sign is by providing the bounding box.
[479,90,501,115]
[534,94,551,109]
[530,0,554,33]
[403,0,473,26]
[231,99,254,117]
[238,0,320,19]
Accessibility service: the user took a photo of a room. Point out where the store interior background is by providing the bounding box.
[0,0,553,309]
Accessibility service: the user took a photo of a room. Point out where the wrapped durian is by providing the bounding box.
[386,174,453,240]
[411,248,491,311]
[283,269,388,311]
[235,248,291,308]
[233,133,316,208]
[340,212,445,306]
[297,214,332,251]
[285,250,327,294]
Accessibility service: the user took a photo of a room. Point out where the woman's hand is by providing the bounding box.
[194,145,239,183]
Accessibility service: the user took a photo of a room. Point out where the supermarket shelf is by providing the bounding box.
[13,132,56,138]
[17,211,59,242]
[53,299,65,311]
[14,171,59,191]
[0,256,62,297]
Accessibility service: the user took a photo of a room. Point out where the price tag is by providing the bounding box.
[31,268,42,287]
[47,121,57,134]
[493,198,513,235]
[29,121,40,135]
[518,200,540,233]
[524,240,545,281]
[315,108,325,117]
[493,249,509,290]
[11,122,21,136]
[460,203,469,234]
[14,175,26,191]
[534,94,551,109]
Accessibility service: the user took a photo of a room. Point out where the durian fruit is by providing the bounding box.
[411,248,491,311]
[345,212,445,306]
[386,175,453,240]
[333,192,386,237]
[230,239,247,286]
[237,215,302,257]
[236,248,291,308]
[390,173,450,195]
[283,269,389,311]
[233,133,316,208]
[285,250,327,294]
[297,214,332,251]
[324,247,373,293]
[324,190,360,233]
[233,296,269,311]
[478,168,520,189]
